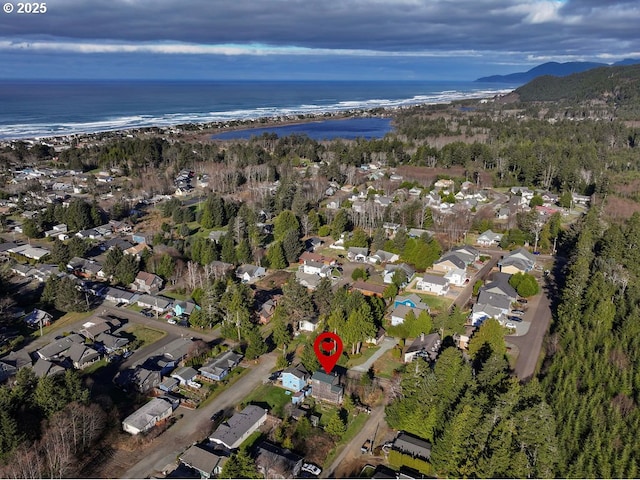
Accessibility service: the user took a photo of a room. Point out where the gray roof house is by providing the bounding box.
[255,440,304,479]
[37,333,85,361]
[122,397,173,435]
[393,432,432,461]
[404,333,442,363]
[209,404,268,450]
[67,343,100,369]
[236,264,267,283]
[199,350,243,381]
[179,444,227,478]
[171,366,198,385]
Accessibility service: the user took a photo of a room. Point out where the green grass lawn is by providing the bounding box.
[373,349,405,379]
[416,294,454,313]
[199,367,249,408]
[242,384,292,418]
[32,310,93,339]
[161,289,189,301]
[122,324,166,348]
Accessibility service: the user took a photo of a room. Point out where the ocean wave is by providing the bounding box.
[0,87,512,141]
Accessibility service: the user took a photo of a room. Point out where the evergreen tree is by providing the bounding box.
[325,409,347,438]
[115,254,139,286]
[220,447,260,479]
[244,324,268,360]
[266,241,287,269]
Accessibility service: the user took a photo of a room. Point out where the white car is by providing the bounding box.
[506,322,516,329]
[302,463,321,476]
[167,318,177,324]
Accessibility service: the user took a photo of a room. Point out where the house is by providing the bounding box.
[173,300,199,317]
[351,280,386,298]
[444,268,468,287]
[299,318,319,332]
[393,293,429,310]
[499,247,536,274]
[10,263,35,278]
[199,350,243,381]
[471,302,507,326]
[105,287,139,305]
[450,245,480,264]
[434,178,454,190]
[347,247,369,263]
[0,361,18,383]
[481,272,518,302]
[383,263,416,285]
[477,229,503,246]
[208,230,226,243]
[310,371,343,404]
[209,405,268,450]
[404,333,441,363]
[281,364,309,392]
[115,366,161,393]
[300,260,331,277]
[392,432,432,461]
[258,297,278,324]
[368,249,399,265]
[236,264,266,283]
[32,264,64,283]
[124,243,150,260]
[24,308,53,329]
[33,358,66,378]
[67,343,100,369]
[390,304,428,327]
[136,294,173,313]
[477,290,512,314]
[76,228,102,240]
[179,444,227,479]
[37,334,85,361]
[7,244,50,261]
[305,237,324,252]
[416,275,450,296]
[432,253,467,273]
[95,332,130,353]
[79,315,122,340]
[171,366,199,385]
[132,271,163,295]
[122,397,173,435]
[299,251,325,265]
[255,440,304,479]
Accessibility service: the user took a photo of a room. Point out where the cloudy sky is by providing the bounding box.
[1,0,638,81]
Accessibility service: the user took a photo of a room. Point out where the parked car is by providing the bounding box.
[518,298,528,304]
[211,410,224,422]
[167,318,177,324]
[302,463,322,476]
[122,350,133,359]
[508,315,523,322]
[506,322,516,329]
[142,310,154,318]
[511,309,525,315]
[361,440,371,453]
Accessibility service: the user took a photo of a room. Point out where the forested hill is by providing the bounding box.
[476,61,607,83]
[513,64,640,115]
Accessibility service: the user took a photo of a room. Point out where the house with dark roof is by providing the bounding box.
[499,247,537,274]
[383,263,416,285]
[37,333,85,361]
[115,366,161,393]
[24,308,53,329]
[209,405,268,450]
[392,432,432,461]
[310,371,343,404]
[255,440,304,479]
[198,350,243,381]
[236,264,267,283]
[179,444,227,478]
[404,333,441,363]
[432,253,467,273]
[32,358,66,378]
[67,343,100,369]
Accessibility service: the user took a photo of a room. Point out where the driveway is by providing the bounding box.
[350,337,398,373]
[505,286,552,380]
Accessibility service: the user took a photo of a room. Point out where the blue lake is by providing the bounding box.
[210,117,394,141]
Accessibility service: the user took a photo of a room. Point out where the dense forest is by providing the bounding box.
[539,208,640,477]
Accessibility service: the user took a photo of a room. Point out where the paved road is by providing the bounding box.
[122,351,278,479]
[322,405,386,479]
[505,285,552,380]
[451,251,500,310]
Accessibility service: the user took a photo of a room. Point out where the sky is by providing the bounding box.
[0,0,639,81]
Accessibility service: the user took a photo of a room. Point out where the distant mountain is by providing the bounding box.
[514,63,640,107]
[476,60,640,83]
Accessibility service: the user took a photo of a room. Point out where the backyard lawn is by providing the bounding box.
[122,324,166,348]
[242,384,292,417]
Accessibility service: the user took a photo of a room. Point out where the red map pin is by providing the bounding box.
[313,332,343,374]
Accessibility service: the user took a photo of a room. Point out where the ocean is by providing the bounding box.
[0,80,517,140]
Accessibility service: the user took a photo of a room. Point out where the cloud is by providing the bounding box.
[0,0,638,75]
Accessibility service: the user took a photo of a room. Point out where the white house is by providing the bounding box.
[416,275,450,296]
[444,268,468,287]
[122,398,173,435]
[477,229,503,246]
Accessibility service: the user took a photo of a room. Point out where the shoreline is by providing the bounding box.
[0,88,514,145]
